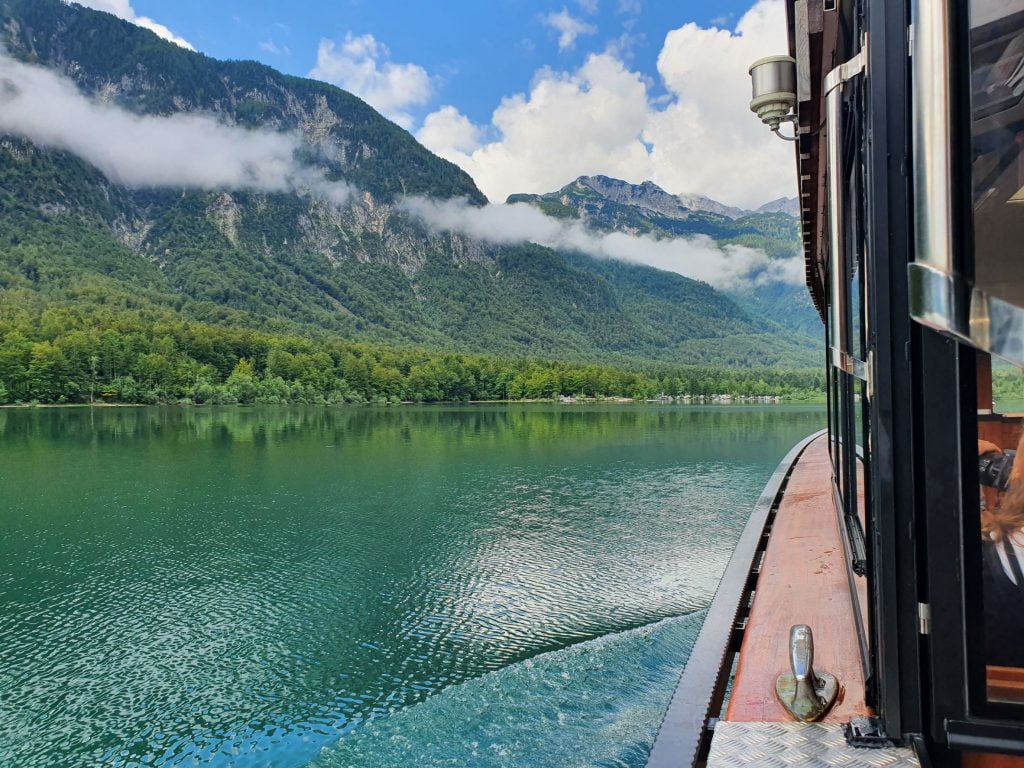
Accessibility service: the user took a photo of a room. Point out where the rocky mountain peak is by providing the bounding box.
[567,176,793,221]
[573,175,692,219]
[756,197,801,216]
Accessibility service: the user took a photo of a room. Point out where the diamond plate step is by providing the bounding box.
[707,721,920,767]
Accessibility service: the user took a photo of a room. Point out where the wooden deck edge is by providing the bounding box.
[725,435,870,722]
[645,428,828,768]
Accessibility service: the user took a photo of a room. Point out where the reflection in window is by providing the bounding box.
[970,1,1024,705]
[971,1,1024,308]
[978,361,1024,703]
[994,363,1024,410]
[979,424,1024,702]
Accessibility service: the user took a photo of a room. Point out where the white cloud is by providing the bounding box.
[417,0,795,210]
[604,31,645,59]
[403,197,801,290]
[0,51,350,204]
[645,0,794,208]
[576,0,600,13]
[417,106,482,155]
[75,0,194,50]
[542,9,598,51]
[309,33,432,129]
[259,39,291,56]
[417,53,653,203]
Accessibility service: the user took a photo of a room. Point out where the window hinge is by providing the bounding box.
[918,602,931,635]
[866,350,875,399]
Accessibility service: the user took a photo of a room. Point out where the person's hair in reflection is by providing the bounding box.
[981,433,1024,668]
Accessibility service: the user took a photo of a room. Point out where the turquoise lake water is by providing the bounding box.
[0,404,824,767]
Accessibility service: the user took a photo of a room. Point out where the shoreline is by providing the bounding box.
[0,397,828,409]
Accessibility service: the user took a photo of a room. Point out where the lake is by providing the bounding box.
[0,404,823,767]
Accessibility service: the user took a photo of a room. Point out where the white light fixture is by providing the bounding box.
[749,56,798,141]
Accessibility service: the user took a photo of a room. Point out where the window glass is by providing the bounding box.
[850,262,864,360]
[970,2,1024,309]
[969,0,1024,707]
[855,393,865,452]
[976,411,1024,704]
[976,358,1024,705]
[830,369,842,480]
[993,363,1024,410]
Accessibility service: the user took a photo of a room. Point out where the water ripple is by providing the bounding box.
[0,405,823,766]
[309,612,707,768]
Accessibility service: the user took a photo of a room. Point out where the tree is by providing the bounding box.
[134,353,174,398]
[27,342,68,402]
[0,332,32,401]
[265,347,296,381]
[225,357,257,404]
[370,364,402,400]
[89,354,99,405]
[232,357,256,377]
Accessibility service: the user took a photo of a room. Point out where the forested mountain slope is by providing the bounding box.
[509,176,822,337]
[0,0,821,408]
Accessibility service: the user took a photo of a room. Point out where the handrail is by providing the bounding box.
[646,428,828,768]
[911,0,955,275]
[826,69,847,355]
[906,3,1024,367]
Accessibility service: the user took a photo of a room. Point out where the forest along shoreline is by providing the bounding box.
[0,333,829,407]
[0,395,827,409]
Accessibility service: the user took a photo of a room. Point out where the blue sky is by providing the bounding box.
[130,0,751,125]
[82,0,796,208]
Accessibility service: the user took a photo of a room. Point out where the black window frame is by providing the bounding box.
[909,0,1024,754]
[825,0,876,701]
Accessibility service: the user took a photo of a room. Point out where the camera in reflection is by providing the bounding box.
[980,450,1016,492]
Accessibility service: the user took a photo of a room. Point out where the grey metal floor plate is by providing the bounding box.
[707,721,920,767]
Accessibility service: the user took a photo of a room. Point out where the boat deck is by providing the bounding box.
[725,436,869,723]
[710,435,918,766]
[647,433,920,767]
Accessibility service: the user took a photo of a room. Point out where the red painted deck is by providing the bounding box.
[725,435,871,723]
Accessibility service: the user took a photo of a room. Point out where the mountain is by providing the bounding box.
[0,0,820,400]
[508,175,799,223]
[675,194,749,220]
[507,176,821,336]
[757,197,801,216]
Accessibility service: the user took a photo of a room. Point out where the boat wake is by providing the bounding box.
[307,611,705,768]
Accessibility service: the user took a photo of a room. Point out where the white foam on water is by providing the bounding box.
[307,610,705,768]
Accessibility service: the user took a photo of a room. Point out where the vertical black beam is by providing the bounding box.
[859,370,876,702]
[842,370,857,521]
[826,319,834,465]
[864,0,923,739]
[915,330,974,751]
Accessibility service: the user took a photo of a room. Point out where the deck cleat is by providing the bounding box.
[775,624,838,722]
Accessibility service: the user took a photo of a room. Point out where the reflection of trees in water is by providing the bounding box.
[0,405,825,460]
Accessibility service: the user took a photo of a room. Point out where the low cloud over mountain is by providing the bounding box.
[0,50,350,203]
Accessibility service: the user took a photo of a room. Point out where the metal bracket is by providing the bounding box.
[918,602,931,635]
[776,625,839,722]
[845,715,898,749]
[830,347,871,385]
[824,38,868,95]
